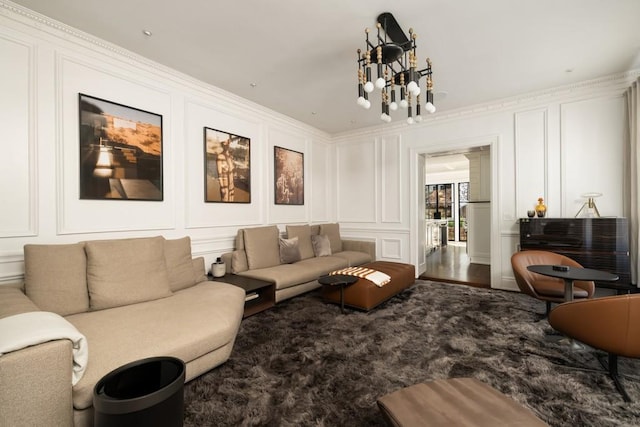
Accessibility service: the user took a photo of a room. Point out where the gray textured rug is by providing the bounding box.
[184,281,640,426]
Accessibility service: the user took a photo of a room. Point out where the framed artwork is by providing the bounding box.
[78,93,163,201]
[274,146,304,205]
[204,127,251,203]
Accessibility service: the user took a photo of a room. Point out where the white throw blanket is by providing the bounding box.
[0,311,88,385]
[330,266,392,287]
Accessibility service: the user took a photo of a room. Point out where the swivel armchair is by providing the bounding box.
[511,250,595,316]
[549,294,640,401]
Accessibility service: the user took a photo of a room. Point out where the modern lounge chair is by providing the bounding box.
[511,250,595,317]
[548,294,640,402]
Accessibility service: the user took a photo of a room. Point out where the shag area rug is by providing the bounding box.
[184,281,640,426]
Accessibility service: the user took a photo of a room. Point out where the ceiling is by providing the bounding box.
[9,0,640,135]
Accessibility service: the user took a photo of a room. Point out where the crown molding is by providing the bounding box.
[332,69,640,141]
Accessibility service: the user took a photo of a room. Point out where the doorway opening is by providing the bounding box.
[419,148,491,287]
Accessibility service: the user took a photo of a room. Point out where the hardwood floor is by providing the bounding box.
[419,242,491,288]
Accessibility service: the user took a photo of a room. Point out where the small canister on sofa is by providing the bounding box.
[211,257,226,278]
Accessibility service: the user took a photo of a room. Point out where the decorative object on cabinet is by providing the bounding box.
[211,257,226,278]
[575,192,602,218]
[204,127,251,203]
[274,146,304,205]
[535,197,547,217]
[79,93,163,201]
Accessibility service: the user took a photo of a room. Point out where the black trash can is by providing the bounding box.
[93,356,185,427]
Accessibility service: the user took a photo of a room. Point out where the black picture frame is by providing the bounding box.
[204,127,251,203]
[78,93,163,201]
[274,146,304,205]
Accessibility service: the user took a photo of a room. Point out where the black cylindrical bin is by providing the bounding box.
[93,356,185,427]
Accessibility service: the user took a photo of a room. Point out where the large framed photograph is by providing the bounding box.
[78,93,163,201]
[274,146,304,205]
[204,127,251,203]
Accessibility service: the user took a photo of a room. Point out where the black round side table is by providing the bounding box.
[93,356,185,427]
[318,274,359,313]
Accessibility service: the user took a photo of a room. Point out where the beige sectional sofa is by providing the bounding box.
[221,223,375,302]
[0,236,245,427]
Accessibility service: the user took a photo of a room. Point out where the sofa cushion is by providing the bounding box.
[331,250,372,267]
[231,250,249,273]
[24,243,90,316]
[164,237,197,292]
[85,237,172,310]
[192,257,208,283]
[279,237,302,264]
[243,226,281,269]
[311,234,332,257]
[66,281,245,411]
[286,224,314,260]
[320,223,343,253]
[238,255,348,290]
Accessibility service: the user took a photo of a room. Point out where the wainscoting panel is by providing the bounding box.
[560,96,625,217]
[336,139,377,223]
[268,126,309,224]
[380,238,403,260]
[0,34,36,237]
[514,109,547,216]
[381,135,401,224]
[311,140,331,223]
[56,55,176,234]
[184,98,263,229]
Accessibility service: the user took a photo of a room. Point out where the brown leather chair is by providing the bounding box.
[511,250,595,316]
[549,294,640,401]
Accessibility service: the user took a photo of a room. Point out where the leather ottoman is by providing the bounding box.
[321,261,415,311]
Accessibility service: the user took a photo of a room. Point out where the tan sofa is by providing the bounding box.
[221,223,375,302]
[0,236,245,427]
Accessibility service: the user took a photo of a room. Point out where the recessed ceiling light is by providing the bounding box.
[249,83,257,88]
[142,30,153,37]
[311,112,317,115]
[565,68,574,73]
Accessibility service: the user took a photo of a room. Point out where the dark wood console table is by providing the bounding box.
[519,217,635,293]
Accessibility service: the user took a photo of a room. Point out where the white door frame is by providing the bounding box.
[409,134,501,287]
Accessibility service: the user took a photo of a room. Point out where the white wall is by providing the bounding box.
[334,71,637,290]
[0,3,332,283]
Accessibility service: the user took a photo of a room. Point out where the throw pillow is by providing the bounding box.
[320,223,343,253]
[311,234,332,257]
[279,237,302,264]
[85,236,172,310]
[286,224,314,259]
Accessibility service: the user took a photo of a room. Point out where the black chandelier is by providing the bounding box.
[357,12,435,124]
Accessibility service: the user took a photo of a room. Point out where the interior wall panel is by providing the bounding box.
[184,99,263,228]
[268,127,309,224]
[336,139,376,223]
[381,135,401,223]
[515,109,547,217]
[0,35,35,236]
[560,96,625,217]
[311,141,331,222]
[57,55,175,234]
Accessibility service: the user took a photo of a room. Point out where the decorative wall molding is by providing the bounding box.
[514,108,548,217]
[381,238,403,259]
[381,135,402,224]
[0,1,330,141]
[0,32,37,237]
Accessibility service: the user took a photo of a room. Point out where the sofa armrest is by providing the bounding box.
[0,334,74,426]
[342,239,376,261]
